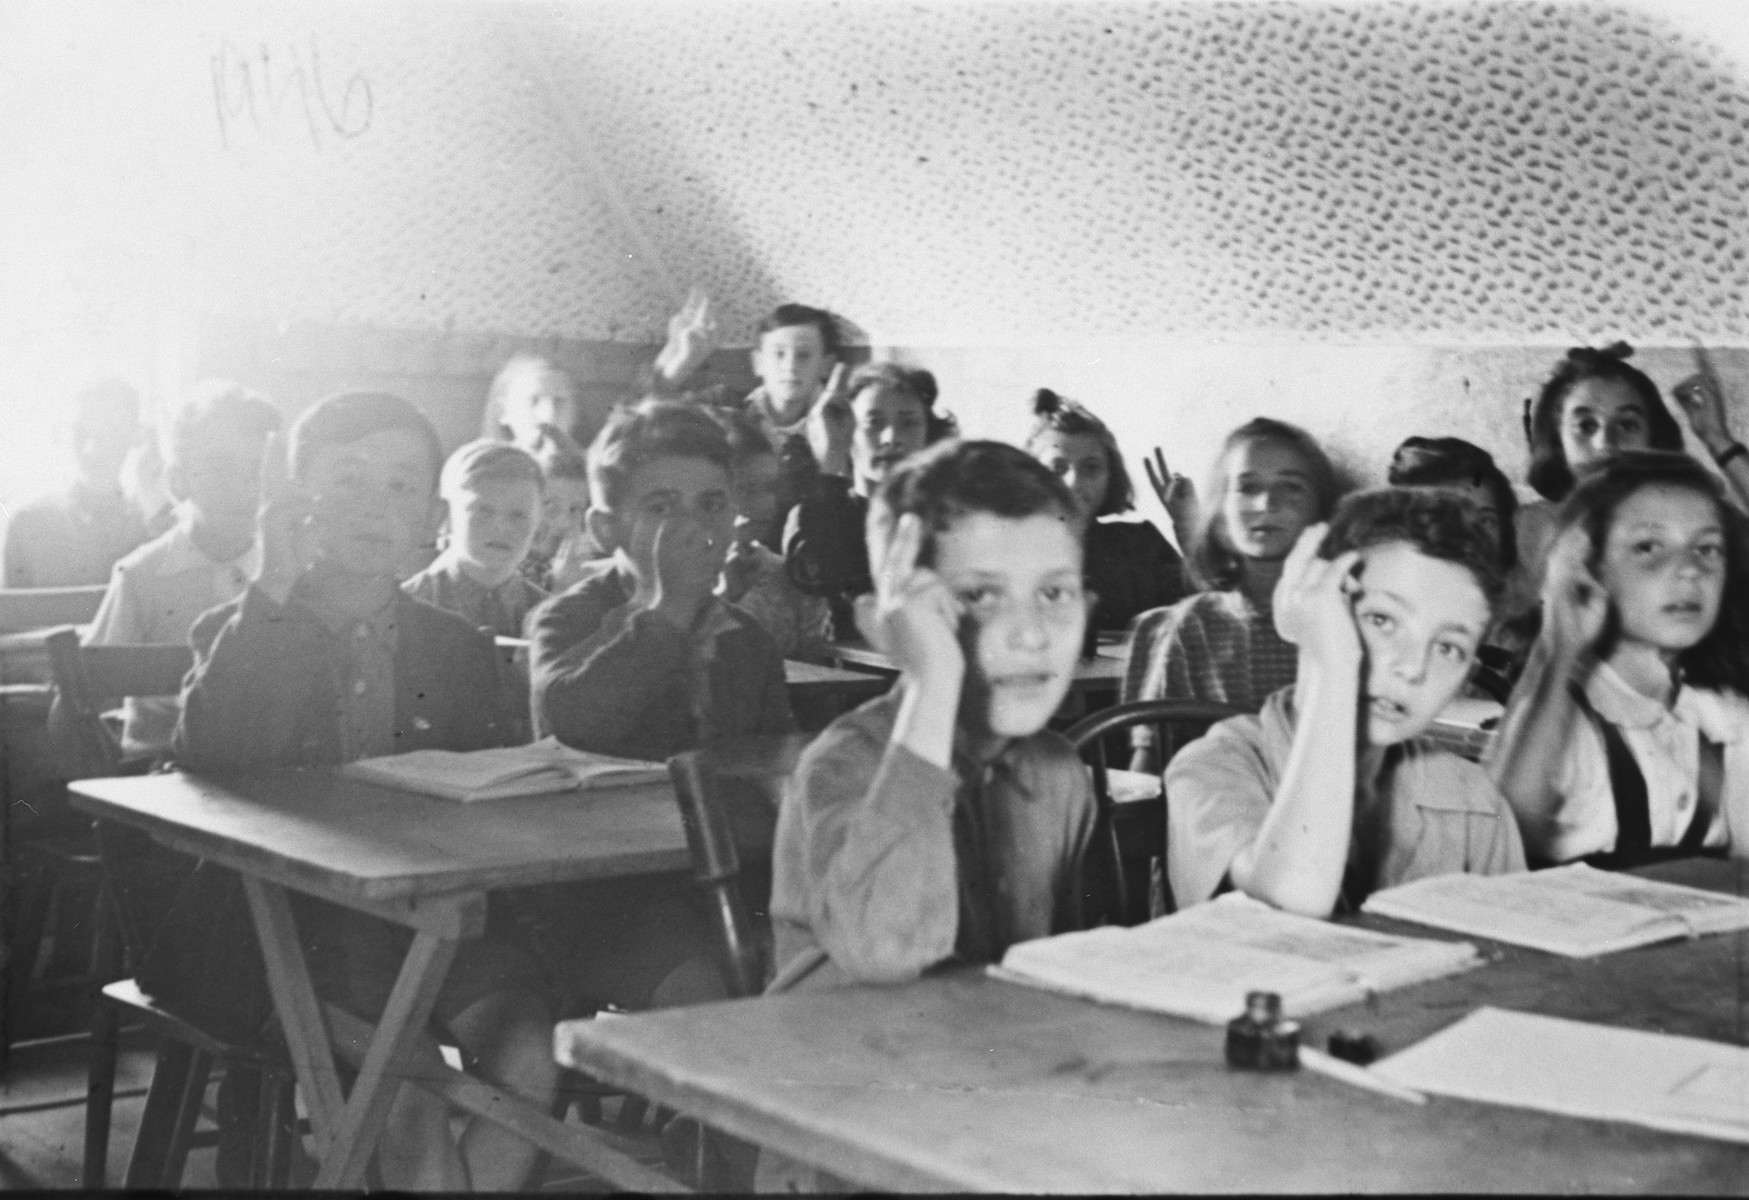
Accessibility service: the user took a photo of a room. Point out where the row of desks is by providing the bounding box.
[71,756,1749,1193]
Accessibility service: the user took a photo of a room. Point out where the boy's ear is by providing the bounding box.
[585,507,621,555]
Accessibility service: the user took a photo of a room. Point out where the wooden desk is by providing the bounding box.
[69,770,695,1191]
[783,659,889,712]
[557,859,1749,1193]
[832,641,1127,695]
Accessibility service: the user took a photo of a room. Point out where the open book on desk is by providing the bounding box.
[991,893,1482,1025]
[1362,863,1749,958]
[338,737,667,803]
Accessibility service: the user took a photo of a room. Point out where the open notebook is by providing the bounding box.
[991,893,1481,1025]
[338,737,667,802]
[1362,864,1749,958]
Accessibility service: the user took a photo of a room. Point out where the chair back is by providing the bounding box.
[0,586,108,637]
[1063,699,1243,925]
[45,628,194,780]
[667,734,812,998]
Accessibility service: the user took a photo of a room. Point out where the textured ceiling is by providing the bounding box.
[7,1,1749,352]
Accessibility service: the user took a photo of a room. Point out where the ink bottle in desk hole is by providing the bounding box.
[1226,991,1299,1070]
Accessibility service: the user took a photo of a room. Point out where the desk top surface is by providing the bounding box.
[559,859,1749,1193]
[69,768,693,904]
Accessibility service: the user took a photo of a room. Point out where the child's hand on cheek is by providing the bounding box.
[862,513,965,691]
[1272,524,1363,671]
[1540,525,1610,664]
[252,432,318,606]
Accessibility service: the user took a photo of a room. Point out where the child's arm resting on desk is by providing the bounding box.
[528,590,691,753]
[174,587,327,772]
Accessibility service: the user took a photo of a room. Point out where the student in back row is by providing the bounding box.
[172,391,554,1191]
[3,376,149,588]
[87,380,280,757]
[1124,417,1342,772]
[403,439,547,638]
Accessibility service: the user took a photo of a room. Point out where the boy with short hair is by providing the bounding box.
[1166,488,1525,918]
[172,390,555,1192]
[767,440,1100,992]
[86,379,281,757]
[403,438,548,638]
[529,398,794,758]
[3,376,148,587]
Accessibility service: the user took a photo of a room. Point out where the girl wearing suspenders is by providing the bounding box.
[1491,451,1749,869]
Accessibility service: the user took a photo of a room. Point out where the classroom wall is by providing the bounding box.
[4,1,1749,506]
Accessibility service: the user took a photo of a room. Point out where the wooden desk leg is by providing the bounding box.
[311,919,458,1189]
[242,878,346,1154]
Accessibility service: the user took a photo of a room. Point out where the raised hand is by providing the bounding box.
[857,513,964,688]
[633,516,721,628]
[808,362,854,478]
[654,286,720,387]
[1143,446,1198,542]
[717,515,762,604]
[1672,342,1738,455]
[252,431,318,605]
[1271,524,1362,669]
[1539,525,1610,663]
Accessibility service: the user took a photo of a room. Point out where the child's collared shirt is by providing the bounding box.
[1539,661,1749,863]
[87,520,259,755]
[768,691,1099,990]
[1166,685,1525,911]
[403,554,548,639]
[528,558,795,761]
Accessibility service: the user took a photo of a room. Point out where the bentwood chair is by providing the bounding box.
[1064,699,1244,924]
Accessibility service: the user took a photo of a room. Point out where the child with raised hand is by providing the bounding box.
[1166,489,1524,917]
[784,363,949,636]
[171,390,555,1192]
[768,440,1099,993]
[1025,388,1189,635]
[1670,342,1749,511]
[1489,451,1749,869]
[1122,417,1343,772]
[714,408,834,661]
[528,398,794,760]
[404,439,547,638]
[86,380,281,758]
[520,399,793,1022]
[1518,343,1684,581]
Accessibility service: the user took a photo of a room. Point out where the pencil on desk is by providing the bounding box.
[1298,1045,1428,1105]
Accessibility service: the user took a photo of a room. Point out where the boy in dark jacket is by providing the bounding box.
[173,391,554,1192]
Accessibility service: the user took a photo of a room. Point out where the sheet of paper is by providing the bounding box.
[1375,1007,1749,1145]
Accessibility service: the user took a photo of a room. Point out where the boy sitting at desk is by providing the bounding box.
[1166,488,1525,918]
[172,390,556,1192]
[767,440,1099,992]
[520,399,792,1017]
[85,379,280,759]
